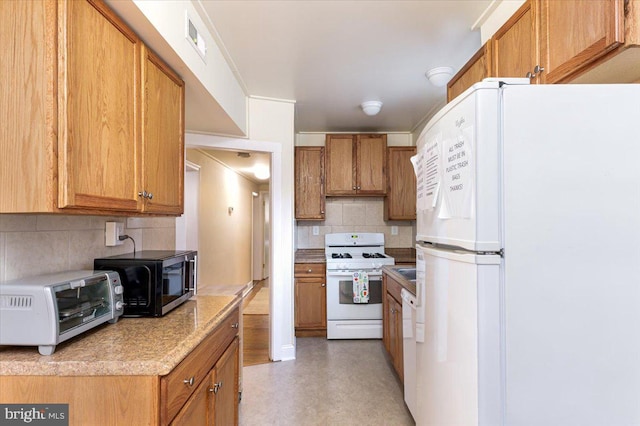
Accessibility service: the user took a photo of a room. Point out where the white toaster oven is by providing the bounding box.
[0,270,124,355]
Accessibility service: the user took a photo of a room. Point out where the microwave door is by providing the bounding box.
[120,266,152,313]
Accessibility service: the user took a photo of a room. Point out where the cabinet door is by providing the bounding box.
[141,46,185,215]
[391,297,404,382]
[57,0,141,211]
[325,134,356,195]
[295,277,327,329]
[492,0,538,81]
[539,0,624,83]
[385,147,417,220]
[212,338,239,426]
[356,134,387,195]
[295,147,325,219]
[170,374,211,426]
[447,42,492,102]
[0,0,57,213]
[382,276,391,353]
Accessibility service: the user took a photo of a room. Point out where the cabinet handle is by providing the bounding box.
[147,192,153,200]
[526,71,534,79]
[138,190,148,198]
[210,382,221,394]
[307,269,312,273]
[183,377,195,386]
[534,65,544,74]
[231,322,239,329]
[321,283,326,287]
[352,186,357,190]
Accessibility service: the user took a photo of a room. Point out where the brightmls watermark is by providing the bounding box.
[0,405,68,425]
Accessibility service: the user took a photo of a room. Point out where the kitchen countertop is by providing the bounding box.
[295,248,415,264]
[295,249,326,263]
[0,294,240,377]
[383,265,417,296]
[386,248,416,264]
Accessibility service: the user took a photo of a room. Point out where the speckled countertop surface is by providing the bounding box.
[386,248,416,264]
[0,295,240,377]
[383,265,417,296]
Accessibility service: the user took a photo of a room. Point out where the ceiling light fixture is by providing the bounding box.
[253,165,270,180]
[425,66,454,87]
[361,101,383,116]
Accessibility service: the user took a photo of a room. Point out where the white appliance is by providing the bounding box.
[325,233,395,339]
[401,288,417,418]
[413,79,640,425]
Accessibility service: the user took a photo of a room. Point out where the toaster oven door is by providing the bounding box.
[54,275,115,335]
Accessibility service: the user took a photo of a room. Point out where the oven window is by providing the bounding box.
[55,278,112,334]
[163,262,186,304]
[338,277,382,304]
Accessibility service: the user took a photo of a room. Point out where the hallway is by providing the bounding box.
[242,279,270,366]
[239,337,415,426]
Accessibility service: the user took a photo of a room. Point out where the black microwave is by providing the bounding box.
[94,250,197,317]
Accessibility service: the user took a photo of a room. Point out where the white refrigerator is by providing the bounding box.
[413,79,640,426]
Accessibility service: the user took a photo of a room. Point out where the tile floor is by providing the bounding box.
[239,337,415,425]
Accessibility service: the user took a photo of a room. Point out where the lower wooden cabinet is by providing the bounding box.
[294,263,327,337]
[0,307,241,426]
[172,337,239,426]
[383,273,404,382]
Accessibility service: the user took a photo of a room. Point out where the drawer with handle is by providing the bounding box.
[160,307,240,425]
[294,263,325,277]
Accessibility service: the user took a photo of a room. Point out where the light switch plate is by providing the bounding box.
[391,226,398,235]
[312,226,320,236]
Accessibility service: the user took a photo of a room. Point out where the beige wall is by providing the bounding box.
[0,214,175,282]
[186,149,258,288]
[296,198,414,249]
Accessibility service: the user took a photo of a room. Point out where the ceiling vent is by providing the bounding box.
[185,12,207,62]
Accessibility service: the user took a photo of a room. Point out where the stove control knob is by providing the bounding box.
[115,301,125,311]
[114,285,124,295]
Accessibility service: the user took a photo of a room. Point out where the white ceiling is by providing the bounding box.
[199,149,271,184]
[198,0,492,133]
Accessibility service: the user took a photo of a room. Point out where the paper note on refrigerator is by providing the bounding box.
[417,133,441,212]
[441,126,474,218]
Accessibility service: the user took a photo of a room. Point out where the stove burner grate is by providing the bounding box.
[362,253,385,259]
[331,253,352,259]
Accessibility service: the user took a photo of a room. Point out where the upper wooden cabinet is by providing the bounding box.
[491,1,537,81]
[0,0,184,215]
[57,0,141,212]
[325,134,387,196]
[385,147,417,221]
[447,42,493,102]
[295,147,325,220]
[538,0,625,83]
[447,0,635,99]
[141,46,185,215]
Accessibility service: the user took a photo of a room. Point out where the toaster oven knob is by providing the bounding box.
[114,285,124,295]
[115,301,125,311]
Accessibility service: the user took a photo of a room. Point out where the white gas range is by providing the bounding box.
[325,233,395,339]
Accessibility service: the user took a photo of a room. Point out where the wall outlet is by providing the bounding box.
[312,226,320,236]
[391,226,398,235]
[105,222,125,246]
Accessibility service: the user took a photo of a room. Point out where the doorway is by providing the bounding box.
[186,132,294,363]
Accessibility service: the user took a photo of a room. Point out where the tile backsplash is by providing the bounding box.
[0,215,176,282]
[296,198,415,249]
